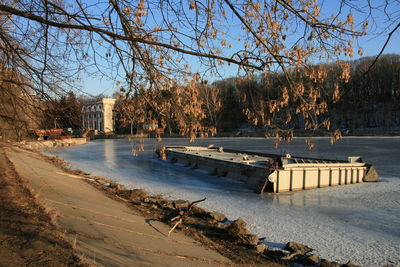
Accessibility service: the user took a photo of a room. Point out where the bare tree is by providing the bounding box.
[198,83,221,128]
[0,0,398,142]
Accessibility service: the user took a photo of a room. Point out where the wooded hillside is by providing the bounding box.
[206,54,400,134]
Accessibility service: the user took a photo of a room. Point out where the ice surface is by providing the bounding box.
[44,137,400,267]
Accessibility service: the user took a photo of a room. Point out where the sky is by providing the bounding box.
[81,0,400,97]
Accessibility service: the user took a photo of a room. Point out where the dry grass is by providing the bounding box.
[0,146,95,267]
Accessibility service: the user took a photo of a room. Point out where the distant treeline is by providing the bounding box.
[208,54,400,132]
[3,54,399,141]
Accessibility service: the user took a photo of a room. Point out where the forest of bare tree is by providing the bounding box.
[114,54,400,137]
[211,54,400,132]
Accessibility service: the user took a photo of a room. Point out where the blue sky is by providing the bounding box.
[81,1,400,96]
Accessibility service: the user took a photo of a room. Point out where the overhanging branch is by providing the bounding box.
[0,3,265,70]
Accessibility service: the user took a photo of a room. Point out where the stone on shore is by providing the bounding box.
[173,200,190,209]
[256,244,268,253]
[363,165,379,182]
[94,177,109,185]
[117,189,148,201]
[131,189,149,199]
[227,218,249,235]
[264,249,287,259]
[320,259,341,267]
[299,254,320,266]
[341,261,361,267]
[157,199,174,209]
[190,206,209,218]
[245,235,259,246]
[285,241,313,254]
[209,211,227,222]
[109,182,126,191]
[281,250,302,260]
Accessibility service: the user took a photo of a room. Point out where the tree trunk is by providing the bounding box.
[130,121,133,135]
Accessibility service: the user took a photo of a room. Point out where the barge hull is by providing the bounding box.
[158,146,378,194]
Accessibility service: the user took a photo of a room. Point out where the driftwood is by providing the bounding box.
[281,250,302,260]
[168,197,206,237]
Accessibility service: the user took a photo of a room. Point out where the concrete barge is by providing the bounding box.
[156,146,379,194]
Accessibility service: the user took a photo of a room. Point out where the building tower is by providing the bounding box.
[82,98,116,133]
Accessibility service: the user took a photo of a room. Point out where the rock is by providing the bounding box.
[281,250,302,260]
[256,244,268,253]
[109,182,125,190]
[146,197,160,204]
[285,241,313,254]
[264,249,287,259]
[341,261,361,267]
[209,211,227,222]
[95,177,109,184]
[73,170,85,176]
[246,235,259,246]
[130,189,149,200]
[364,165,379,182]
[150,204,158,209]
[157,200,174,209]
[190,206,208,218]
[299,254,320,266]
[118,189,148,201]
[116,190,132,200]
[227,218,249,235]
[320,259,340,267]
[173,200,190,209]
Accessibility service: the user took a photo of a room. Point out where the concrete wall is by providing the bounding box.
[19,138,87,150]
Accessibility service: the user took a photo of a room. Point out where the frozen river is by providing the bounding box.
[46,137,400,267]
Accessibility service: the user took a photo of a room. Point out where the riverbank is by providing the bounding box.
[6,142,376,266]
[2,144,287,266]
[0,147,91,267]
[15,137,87,150]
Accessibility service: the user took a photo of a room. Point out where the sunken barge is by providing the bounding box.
[156,146,379,194]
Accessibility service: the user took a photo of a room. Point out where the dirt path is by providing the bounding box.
[0,149,91,267]
[5,147,232,267]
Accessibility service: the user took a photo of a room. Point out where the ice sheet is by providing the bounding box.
[45,137,400,267]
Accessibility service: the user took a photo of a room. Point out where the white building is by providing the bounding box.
[82,98,116,133]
